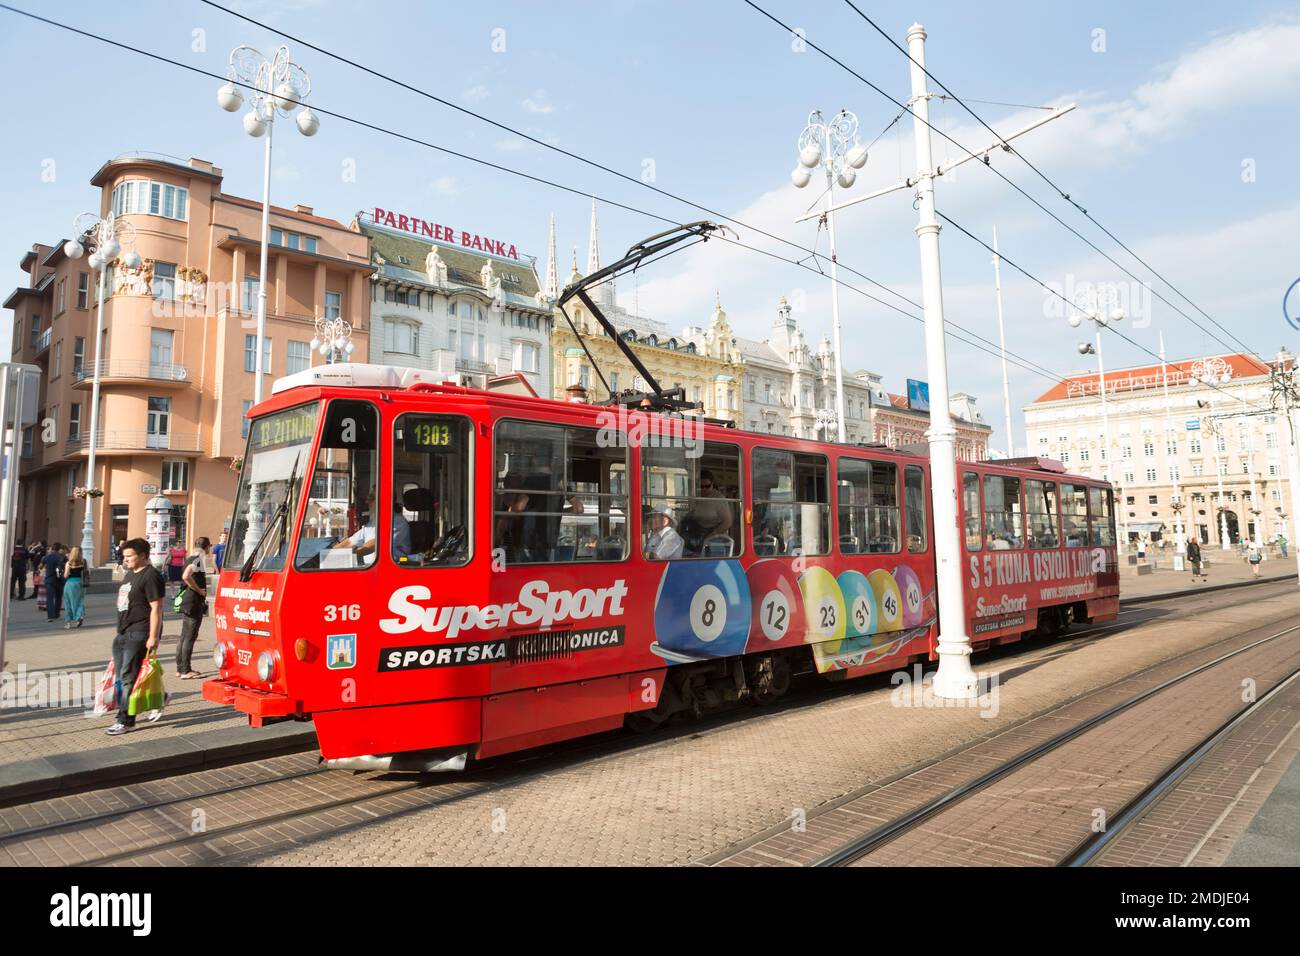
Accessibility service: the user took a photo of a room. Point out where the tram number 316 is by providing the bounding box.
[323,604,362,622]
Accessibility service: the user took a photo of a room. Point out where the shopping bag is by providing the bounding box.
[127,654,166,717]
[92,661,117,716]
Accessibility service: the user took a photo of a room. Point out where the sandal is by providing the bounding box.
[180,672,203,680]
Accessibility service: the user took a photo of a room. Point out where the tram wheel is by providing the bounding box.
[752,654,792,705]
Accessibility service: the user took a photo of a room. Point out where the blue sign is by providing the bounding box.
[1185,419,1201,431]
[906,379,930,413]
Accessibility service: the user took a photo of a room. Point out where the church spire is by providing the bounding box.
[587,195,601,275]
[544,212,559,300]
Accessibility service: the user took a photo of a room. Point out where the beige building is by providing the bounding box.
[7,152,371,562]
[1024,353,1293,547]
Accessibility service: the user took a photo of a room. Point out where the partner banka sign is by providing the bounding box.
[372,207,519,260]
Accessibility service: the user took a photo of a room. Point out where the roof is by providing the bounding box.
[1031,353,1272,404]
[219,194,349,230]
[363,222,541,300]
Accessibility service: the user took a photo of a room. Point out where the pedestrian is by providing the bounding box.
[10,539,28,600]
[41,542,67,623]
[1248,542,1262,578]
[1136,536,1147,561]
[107,538,165,736]
[62,546,87,628]
[212,529,227,571]
[113,539,124,567]
[1186,538,1203,580]
[1279,533,1289,559]
[176,537,211,679]
[167,542,186,588]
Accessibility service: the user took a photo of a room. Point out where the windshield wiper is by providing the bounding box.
[239,455,301,582]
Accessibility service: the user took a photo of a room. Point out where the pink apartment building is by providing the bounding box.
[6,153,372,563]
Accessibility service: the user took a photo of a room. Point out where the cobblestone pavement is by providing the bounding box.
[0,587,243,764]
[199,581,1297,866]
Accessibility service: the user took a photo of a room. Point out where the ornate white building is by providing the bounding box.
[359,215,553,394]
[1024,353,1294,546]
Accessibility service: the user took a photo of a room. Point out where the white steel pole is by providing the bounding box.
[1210,401,1230,550]
[82,265,108,562]
[1243,420,1262,549]
[1286,401,1300,585]
[825,171,847,444]
[254,108,274,407]
[1095,327,1116,519]
[991,227,1013,457]
[1159,334,1185,570]
[907,24,976,700]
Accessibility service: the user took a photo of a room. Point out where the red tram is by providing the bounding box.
[203,364,1119,770]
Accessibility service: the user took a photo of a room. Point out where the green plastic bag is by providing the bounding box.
[127,654,166,717]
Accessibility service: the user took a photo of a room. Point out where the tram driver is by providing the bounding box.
[331,487,411,565]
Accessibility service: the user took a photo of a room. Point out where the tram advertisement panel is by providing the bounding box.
[965,546,1110,638]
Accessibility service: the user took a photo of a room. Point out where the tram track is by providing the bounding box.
[1,581,1288,867]
[800,614,1300,867]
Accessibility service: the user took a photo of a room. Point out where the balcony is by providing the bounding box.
[33,327,51,357]
[65,430,203,455]
[73,360,191,389]
[455,357,495,374]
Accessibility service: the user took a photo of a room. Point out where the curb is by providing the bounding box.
[0,721,317,808]
[1119,572,1295,607]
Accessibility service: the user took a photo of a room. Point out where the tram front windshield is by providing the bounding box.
[227,403,318,575]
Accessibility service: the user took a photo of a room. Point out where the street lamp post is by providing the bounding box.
[991,228,1014,458]
[1191,358,1233,550]
[1270,347,1300,584]
[1072,297,1124,550]
[1158,334,1186,570]
[63,213,141,563]
[311,316,355,365]
[217,44,319,407]
[790,110,868,444]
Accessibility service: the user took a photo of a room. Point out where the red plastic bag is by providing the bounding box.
[92,661,117,716]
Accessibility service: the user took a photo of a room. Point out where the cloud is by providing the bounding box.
[495,128,559,152]
[462,84,490,104]
[427,175,462,200]
[521,89,555,115]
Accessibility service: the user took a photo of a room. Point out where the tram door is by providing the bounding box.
[289,399,381,673]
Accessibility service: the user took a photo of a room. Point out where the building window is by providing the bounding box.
[30,316,41,348]
[286,340,311,375]
[578,365,590,390]
[383,320,419,355]
[1268,462,1279,477]
[270,229,318,254]
[1192,462,1203,477]
[1189,435,1201,454]
[73,337,85,376]
[57,278,66,314]
[69,404,81,440]
[52,341,62,379]
[244,334,272,373]
[111,180,188,221]
[162,459,190,492]
[21,427,33,458]
[152,262,177,300]
[325,290,342,320]
[76,272,89,309]
[147,397,170,448]
[512,341,539,373]
[242,276,258,313]
[150,329,174,372]
[241,400,253,439]
[1146,468,1157,482]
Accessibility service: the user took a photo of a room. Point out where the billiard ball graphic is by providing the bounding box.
[652,559,752,663]
[868,568,904,633]
[799,565,846,654]
[837,570,878,640]
[745,560,807,651]
[893,564,925,628]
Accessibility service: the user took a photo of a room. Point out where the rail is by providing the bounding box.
[73,360,189,384]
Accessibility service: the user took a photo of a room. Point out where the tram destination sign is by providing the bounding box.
[250,405,318,451]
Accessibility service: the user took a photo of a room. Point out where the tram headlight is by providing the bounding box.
[257,651,277,683]
[213,642,227,669]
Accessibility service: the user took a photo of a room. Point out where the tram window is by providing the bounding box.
[904,465,927,553]
[753,448,830,557]
[836,458,899,554]
[1026,480,1059,549]
[494,420,628,564]
[1061,483,1089,548]
[293,400,379,571]
[391,414,471,567]
[228,402,318,574]
[1088,485,1116,547]
[962,472,982,551]
[984,475,1024,550]
[642,442,742,560]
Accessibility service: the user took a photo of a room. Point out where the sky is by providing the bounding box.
[2,0,1297,453]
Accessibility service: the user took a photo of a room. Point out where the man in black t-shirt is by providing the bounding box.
[42,543,67,622]
[176,537,211,679]
[108,538,165,736]
[10,541,29,599]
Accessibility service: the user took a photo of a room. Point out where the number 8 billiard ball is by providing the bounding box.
[653,559,752,659]
[745,560,807,652]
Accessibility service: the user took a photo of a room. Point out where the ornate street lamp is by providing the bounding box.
[63,211,141,562]
[218,44,318,406]
[310,316,355,365]
[790,110,868,444]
